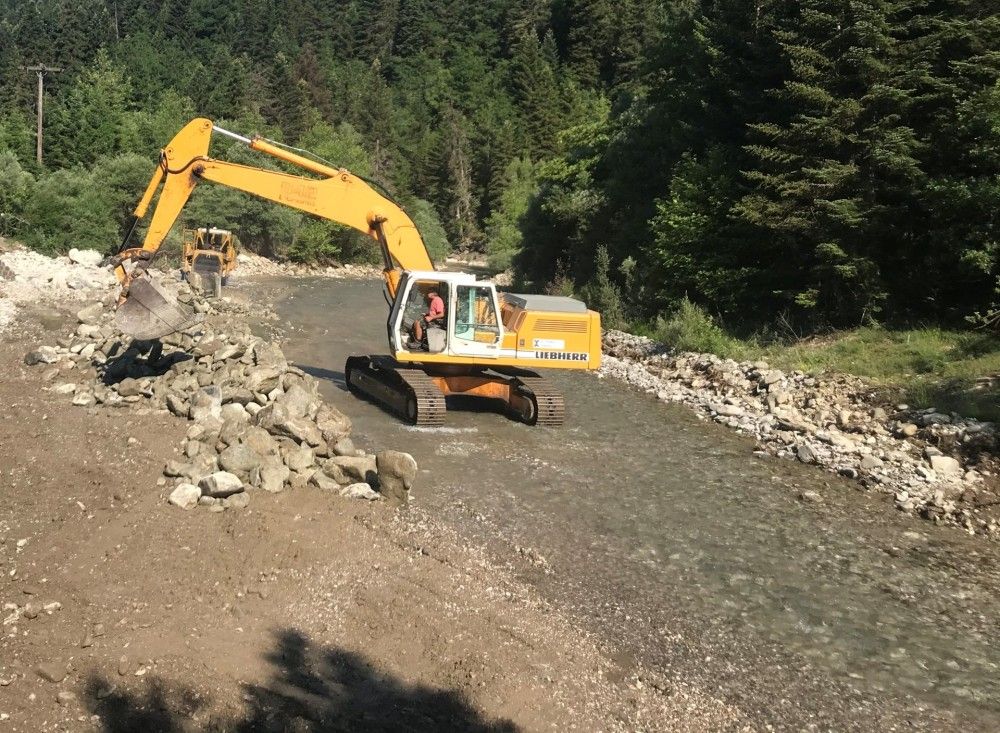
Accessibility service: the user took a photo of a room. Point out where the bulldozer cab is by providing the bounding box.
[389,271,504,360]
[181,227,237,284]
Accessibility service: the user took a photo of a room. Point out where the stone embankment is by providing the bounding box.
[235,251,381,279]
[601,329,998,535]
[14,251,417,511]
[0,244,117,337]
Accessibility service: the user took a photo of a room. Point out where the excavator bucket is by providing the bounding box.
[115,277,203,340]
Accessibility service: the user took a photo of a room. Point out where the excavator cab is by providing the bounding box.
[388,271,504,361]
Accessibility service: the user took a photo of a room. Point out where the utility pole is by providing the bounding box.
[22,63,62,166]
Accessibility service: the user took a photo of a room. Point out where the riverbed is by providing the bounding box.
[272,276,1000,730]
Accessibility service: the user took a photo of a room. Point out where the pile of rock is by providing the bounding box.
[601,329,998,534]
[235,251,380,279]
[24,276,418,511]
[0,246,115,299]
[0,244,116,339]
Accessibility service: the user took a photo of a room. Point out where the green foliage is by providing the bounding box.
[20,166,119,254]
[287,219,342,263]
[579,246,625,329]
[653,298,747,359]
[484,156,536,271]
[407,197,451,263]
[296,119,372,176]
[46,49,138,168]
[544,261,576,297]
[0,110,34,165]
[0,150,33,235]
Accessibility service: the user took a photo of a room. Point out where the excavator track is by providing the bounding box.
[345,356,446,426]
[513,376,565,427]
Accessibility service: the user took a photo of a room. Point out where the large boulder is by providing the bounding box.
[375,451,417,505]
[24,346,59,365]
[929,454,962,476]
[340,483,380,501]
[282,444,315,472]
[224,387,255,406]
[277,384,319,420]
[220,402,249,424]
[254,403,323,446]
[326,455,377,484]
[244,425,280,457]
[252,457,290,493]
[253,342,287,370]
[218,443,262,476]
[331,437,356,457]
[246,366,283,394]
[76,302,104,325]
[310,472,343,492]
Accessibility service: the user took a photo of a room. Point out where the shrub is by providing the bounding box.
[654,298,746,358]
[579,246,625,329]
[287,219,343,263]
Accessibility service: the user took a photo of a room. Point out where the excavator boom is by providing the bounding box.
[113,118,433,339]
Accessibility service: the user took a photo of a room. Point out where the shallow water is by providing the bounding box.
[272,277,1000,729]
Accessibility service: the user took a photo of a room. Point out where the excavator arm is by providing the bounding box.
[113,118,433,338]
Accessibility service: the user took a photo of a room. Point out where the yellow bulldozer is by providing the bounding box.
[181,227,237,287]
[109,118,601,426]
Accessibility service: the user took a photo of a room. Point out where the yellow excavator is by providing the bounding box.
[110,118,601,426]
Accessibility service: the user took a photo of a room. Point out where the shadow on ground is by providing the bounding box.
[297,364,348,391]
[84,629,517,732]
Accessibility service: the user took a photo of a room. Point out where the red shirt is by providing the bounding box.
[428,295,444,319]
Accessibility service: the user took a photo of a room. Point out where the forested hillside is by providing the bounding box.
[0,0,997,331]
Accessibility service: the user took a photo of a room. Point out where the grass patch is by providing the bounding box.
[637,303,1000,421]
[750,327,1000,421]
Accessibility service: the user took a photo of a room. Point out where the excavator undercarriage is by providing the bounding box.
[344,356,566,427]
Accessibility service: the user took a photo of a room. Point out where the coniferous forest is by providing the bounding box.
[0,0,997,332]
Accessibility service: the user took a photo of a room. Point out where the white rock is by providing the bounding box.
[168,483,201,509]
[340,483,380,501]
[198,471,244,498]
[68,248,103,267]
[52,383,77,395]
[71,392,94,407]
[929,455,961,476]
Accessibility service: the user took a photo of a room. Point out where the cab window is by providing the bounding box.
[454,286,499,343]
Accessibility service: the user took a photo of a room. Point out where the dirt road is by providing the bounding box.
[0,300,738,731]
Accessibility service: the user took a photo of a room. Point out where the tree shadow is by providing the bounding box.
[85,628,518,732]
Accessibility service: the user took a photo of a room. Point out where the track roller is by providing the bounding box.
[511,376,565,427]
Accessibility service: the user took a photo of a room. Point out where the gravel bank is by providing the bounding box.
[601,329,999,536]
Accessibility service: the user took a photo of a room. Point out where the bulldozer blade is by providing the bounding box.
[115,277,203,340]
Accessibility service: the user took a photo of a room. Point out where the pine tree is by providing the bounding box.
[509,29,561,158]
[736,0,920,324]
[560,0,615,88]
[437,108,479,248]
[46,49,137,168]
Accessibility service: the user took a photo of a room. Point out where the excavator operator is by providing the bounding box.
[409,289,445,350]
